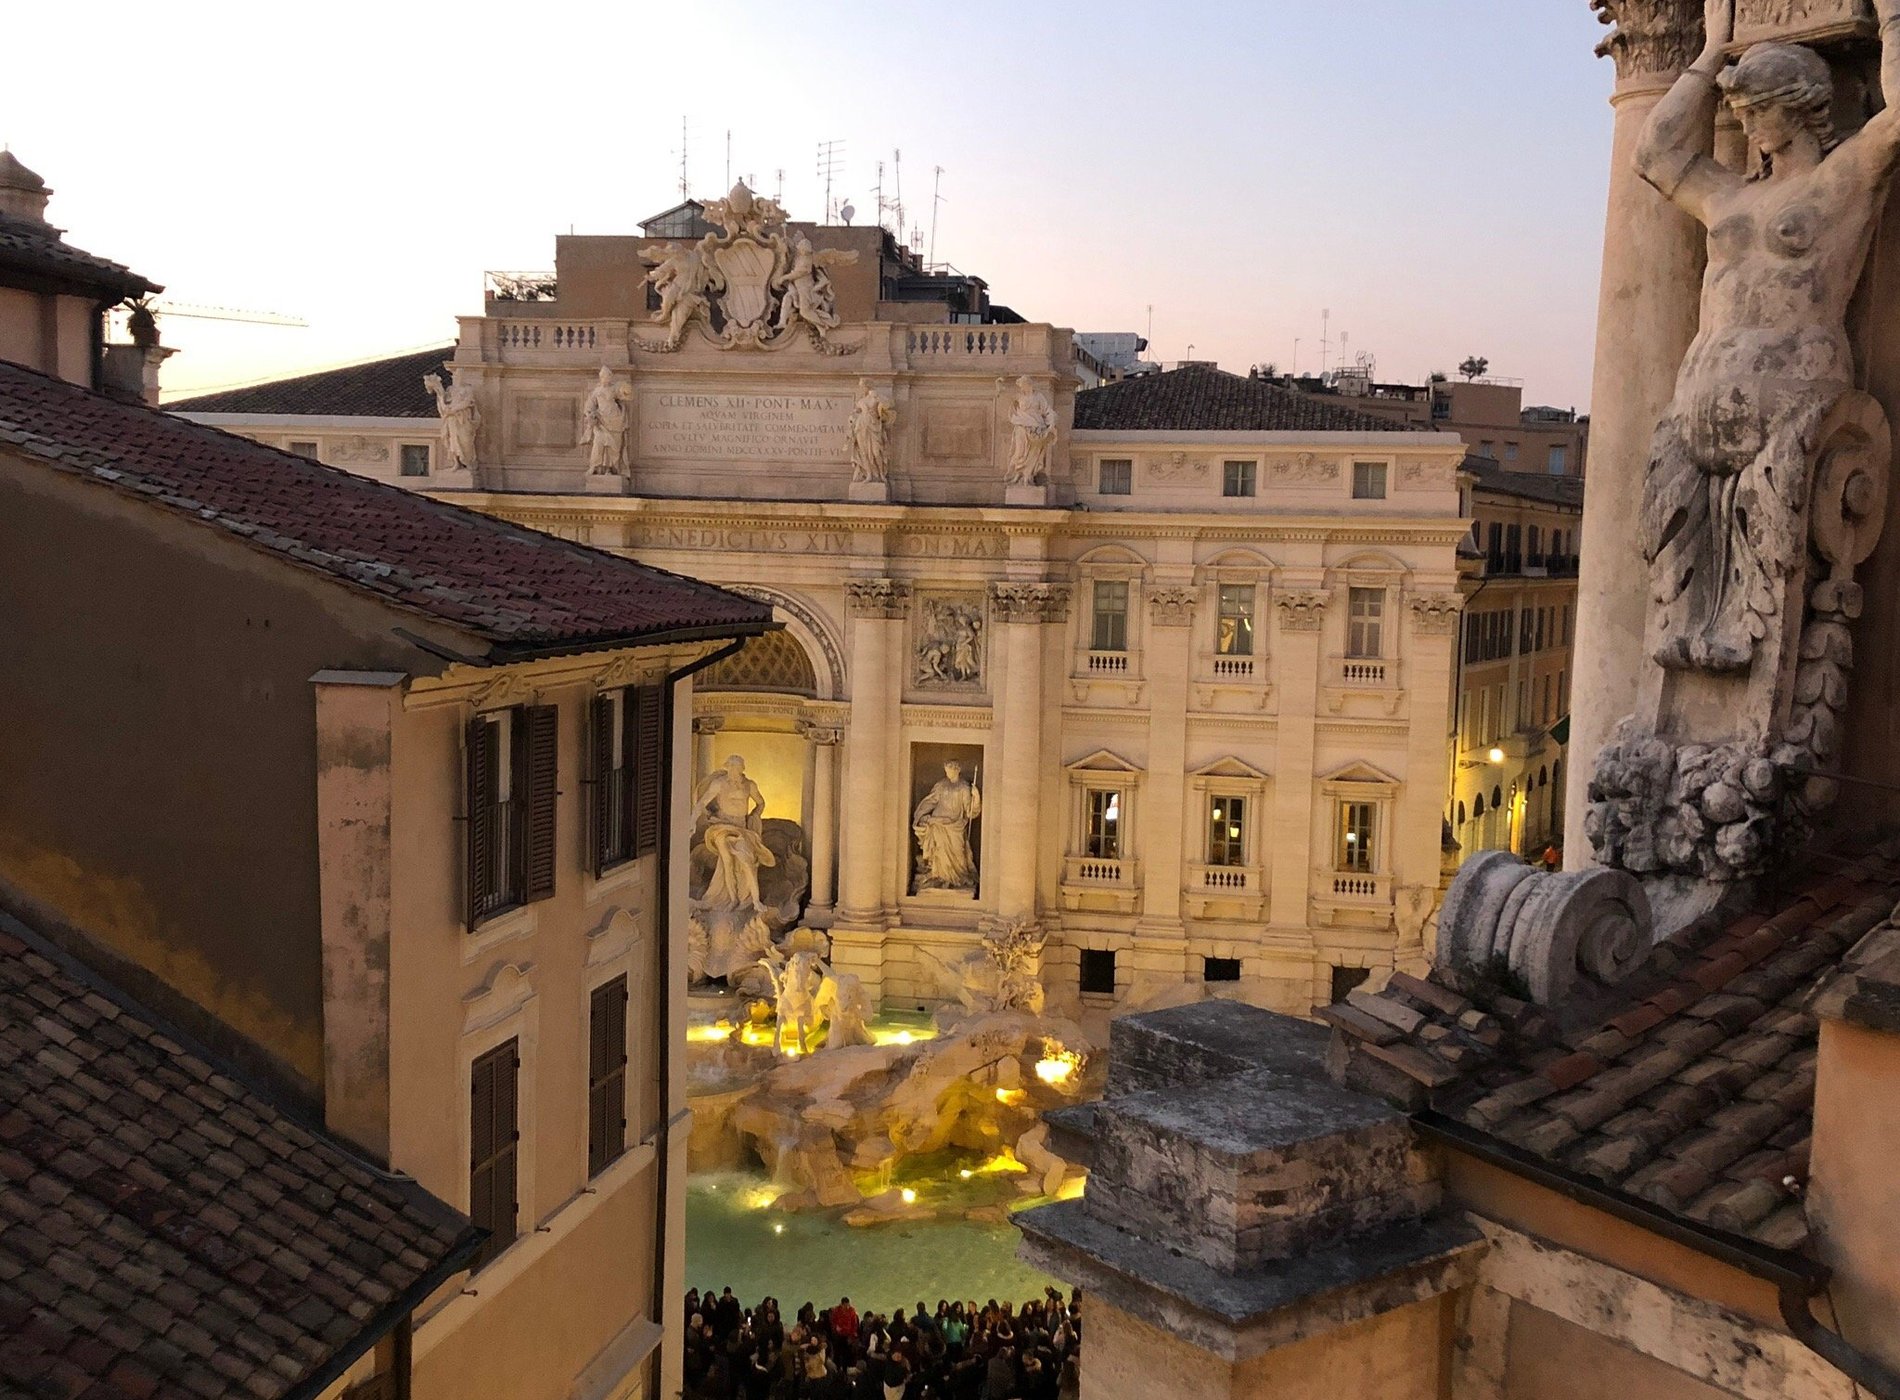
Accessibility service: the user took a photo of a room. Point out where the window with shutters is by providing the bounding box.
[592,684,665,875]
[467,704,558,928]
[469,1039,520,1268]
[588,976,629,1176]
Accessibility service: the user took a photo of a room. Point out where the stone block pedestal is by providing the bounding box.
[584,473,627,494]
[846,480,891,503]
[1003,483,1051,508]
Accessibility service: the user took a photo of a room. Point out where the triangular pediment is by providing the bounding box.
[1065,748,1144,775]
[1189,755,1270,781]
[1320,759,1400,787]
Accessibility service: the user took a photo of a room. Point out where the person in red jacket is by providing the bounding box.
[829,1296,860,1367]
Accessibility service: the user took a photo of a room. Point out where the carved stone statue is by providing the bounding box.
[640,242,716,349]
[915,916,1047,1016]
[581,366,632,476]
[911,761,981,894]
[1004,376,1057,486]
[694,755,774,913]
[1633,0,1900,674]
[812,965,875,1049]
[773,234,854,337]
[422,373,479,473]
[760,949,825,1055]
[914,598,984,687]
[848,381,896,484]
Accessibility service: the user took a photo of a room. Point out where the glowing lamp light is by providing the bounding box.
[1034,1055,1078,1087]
[773,1223,785,1235]
[960,1169,974,1180]
[1488,746,1506,764]
[900,1188,917,1204]
[994,1087,1027,1106]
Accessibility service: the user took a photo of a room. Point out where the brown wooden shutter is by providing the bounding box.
[588,976,629,1176]
[522,704,559,903]
[469,1038,520,1268]
[465,717,496,930]
[589,693,615,876]
[631,684,665,858]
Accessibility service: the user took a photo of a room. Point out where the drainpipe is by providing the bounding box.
[650,637,749,1355]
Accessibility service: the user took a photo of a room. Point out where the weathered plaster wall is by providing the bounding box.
[1501,1301,1733,1399]
[1078,1291,1449,1400]
[1808,1017,1900,1369]
[0,448,443,1096]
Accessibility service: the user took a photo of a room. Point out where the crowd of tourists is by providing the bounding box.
[681,1286,1082,1400]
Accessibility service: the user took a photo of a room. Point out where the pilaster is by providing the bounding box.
[1267,590,1329,932]
[834,578,910,1000]
[798,719,843,922]
[988,582,1068,924]
[1137,586,1196,939]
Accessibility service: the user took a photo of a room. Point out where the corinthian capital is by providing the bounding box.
[1408,592,1466,636]
[1147,586,1198,628]
[1591,0,1703,81]
[844,577,913,620]
[988,581,1070,624]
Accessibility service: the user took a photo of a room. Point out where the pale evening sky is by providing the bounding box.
[7,1,1616,407]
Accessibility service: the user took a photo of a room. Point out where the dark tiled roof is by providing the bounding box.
[1074,364,1427,435]
[1323,849,1900,1251]
[0,210,158,302]
[0,359,773,657]
[1465,456,1586,508]
[0,916,482,1400]
[167,347,450,418]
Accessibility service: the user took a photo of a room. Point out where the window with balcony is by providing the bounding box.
[1098,458,1132,495]
[1222,460,1257,498]
[1351,462,1387,499]
[1347,588,1384,659]
[591,685,664,875]
[1091,581,1128,652]
[467,705,558,927]
[1215,585,1255,657]
[400,443,431,477]
[1085,788,1123,860]
[1207,795,1247,867]
[1338,801,1375,872]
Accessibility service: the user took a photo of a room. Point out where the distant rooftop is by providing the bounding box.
[167,346,451,418]
[1,359,773,659]
[1464,455,1585,508]
[1074,364,1432,435]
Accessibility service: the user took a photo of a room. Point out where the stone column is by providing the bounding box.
[1566,0,1707,867]
[987,582,1066,925]
[839,573,912,957]
[1136,586,1197,941]
[798,719,842,924]
[691,714,723,786]
[1401,594,1465,969]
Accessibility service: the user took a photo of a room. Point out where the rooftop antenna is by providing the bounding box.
[725,129,732,190]
[678,116,690,198]
[928,165,945,268]
[816,139,845,222]
[1145,304,1154,355]
[874,160,885,231]
[775,167,785,203]
[892,147,905,245]
[1320,308,1332,375]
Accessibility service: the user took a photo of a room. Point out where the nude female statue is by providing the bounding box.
[1634,0,1900,673]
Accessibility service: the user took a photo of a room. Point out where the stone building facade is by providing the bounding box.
[174,198,1471,1023]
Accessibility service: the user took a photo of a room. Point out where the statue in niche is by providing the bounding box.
[581,366,633,476]
[911,761,982,893]
[1004,376,1057,486]
[914,598,984,687]
[1633,0,1900,673]
[848,381,896,483]
[422,372,480,472]
[693,755,775,913]
[641,242,717,349]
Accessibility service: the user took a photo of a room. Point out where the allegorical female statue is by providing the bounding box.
[912,760,981,893]
[1004,376,1057,486]
[848,380,896,483]
[1633,0,1900,673]
[422,372,480,472]
[581,366,632,476]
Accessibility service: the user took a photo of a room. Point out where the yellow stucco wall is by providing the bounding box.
[1502,1300,1734,1399]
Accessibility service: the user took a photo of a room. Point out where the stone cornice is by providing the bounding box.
[1592,0,1702,81]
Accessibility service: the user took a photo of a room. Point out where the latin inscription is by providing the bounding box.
[630,525,853,554]
[642,391,850,463]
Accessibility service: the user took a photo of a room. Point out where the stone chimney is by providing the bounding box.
[0,150,53,226]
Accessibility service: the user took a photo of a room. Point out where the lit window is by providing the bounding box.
[1222,460,1256,498]
[1091,581,1128,652]
[1351,462,1387,499]
[1338,801,1375,872]
[400,443,432,477]
[1098,459,1132,495]
[1085,789,1123,860]
[1207,795,1247,867]
[1347,588,1384,659]
[1216,585,1255,656]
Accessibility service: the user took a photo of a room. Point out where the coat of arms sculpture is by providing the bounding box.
[637,180,861,354]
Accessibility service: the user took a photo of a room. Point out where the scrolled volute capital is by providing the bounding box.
[1275,589,1331,632]
[1147,586,1199,628]
[1591,0,1704,81]
[844,577,913,620]
[1409,592,1466,636]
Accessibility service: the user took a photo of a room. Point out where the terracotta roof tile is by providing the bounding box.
[1073,364,1429,434]
[0,359,771,656]
[168,347,450,419]
[0,211,157,302]
[0,917,481,1398]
